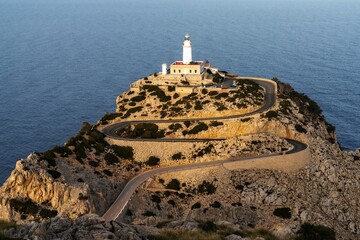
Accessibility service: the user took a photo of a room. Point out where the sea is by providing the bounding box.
[0,0,359,184]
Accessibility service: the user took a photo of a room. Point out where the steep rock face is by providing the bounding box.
[0,153,95,222]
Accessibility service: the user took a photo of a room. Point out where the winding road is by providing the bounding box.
[101,78,308,221]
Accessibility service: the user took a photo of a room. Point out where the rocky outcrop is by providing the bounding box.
[0,153,95,222]
[5,214,144,240]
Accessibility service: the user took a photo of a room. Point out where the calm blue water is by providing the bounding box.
[1,0,359,184]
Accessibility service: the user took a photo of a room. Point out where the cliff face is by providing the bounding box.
[1,77,359,240]
[0,153,95,222]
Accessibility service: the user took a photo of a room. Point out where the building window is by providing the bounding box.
[190,70,192,73]
[174,69,176,73]
[195,70,197,73]
[179,69,181,73]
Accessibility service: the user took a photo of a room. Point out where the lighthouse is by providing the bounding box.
[182,33,192,64]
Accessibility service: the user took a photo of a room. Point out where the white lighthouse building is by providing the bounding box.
[182,33,192,64]
[168,34,205,81]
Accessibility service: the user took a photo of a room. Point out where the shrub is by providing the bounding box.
[201,88,208,94]
[47,170,61,179]
[183,120,191,128]
[89,160,99,167]
[173,93,180,99]
[186,122,208,135]
[198,221,218,232]
[143,211,156,217]
[111,145,134,160]
[104,153,119,165]
[53,146,72,157]
[181,80,190,85]
[196,144,214,158]
[172,152,184,160]
[210,201,221,208]
[168,86,176,92]
[273,207,291,219]
[296,223,335,240]
[9,199,39,215]
[42,151,56,167]
[39,208,58,218]
[197,181,216,194]
[166,179,181,191]
[264,111,278,120]
[295,124,307,134]
[191,202,201,209]
[151,195,161,204]
[147,156,160,166]
[169,123,182,132]
[101,112,122,124]
[130,95,146,102]
[123,106,143,118]
[209,121,223,127]
[103,169,113,176]
[214,92,228,99]
[208,91,218,96]
[168,200,176,207]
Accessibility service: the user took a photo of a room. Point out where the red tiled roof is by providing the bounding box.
[172,61,203,65]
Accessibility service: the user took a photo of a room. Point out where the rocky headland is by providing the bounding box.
[0,73,359,240]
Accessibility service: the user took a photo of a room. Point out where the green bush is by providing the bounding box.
[209,121,224,127]
[191,202,201,209]
[214,92,229,99]
[39,208,58,219]
[147,156,160,166]
[103,169,113,176]
[208,91,218,96]
[172,152,184,160]
[53,146,72,157]
[47,169,61,179]
[173,93,180,99]
[123,106,143,118]
[273,207,291,219]
[197,181,216,195]
[104,153,119,165]
[198,221,218,232]
[143,211,156,217]
[295,124,307,134]
[130,95,146,102]
[89,160,99,167]
[168,200,176,207]
[169,123,182,132]
[111,145,134,160]
[296,223,335,240]
[166,179,181,191]
[9,199,39,215]
[101,112,122,124]
[186,122,208,135]
[42,150,56,167]
[210,201,221,208]
[151,194,161,204]
[264,111,278,120]
[168,86,176,92]
[196,144,214,158]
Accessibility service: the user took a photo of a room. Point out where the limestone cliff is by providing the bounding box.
[0,153,95,222]
[1,77,359,240]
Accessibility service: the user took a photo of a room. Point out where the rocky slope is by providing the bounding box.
[0,77,359,240]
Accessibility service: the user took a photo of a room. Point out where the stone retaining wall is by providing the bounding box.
[223,144,311,173]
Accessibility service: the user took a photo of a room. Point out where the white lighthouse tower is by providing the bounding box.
[182,33,192,64]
